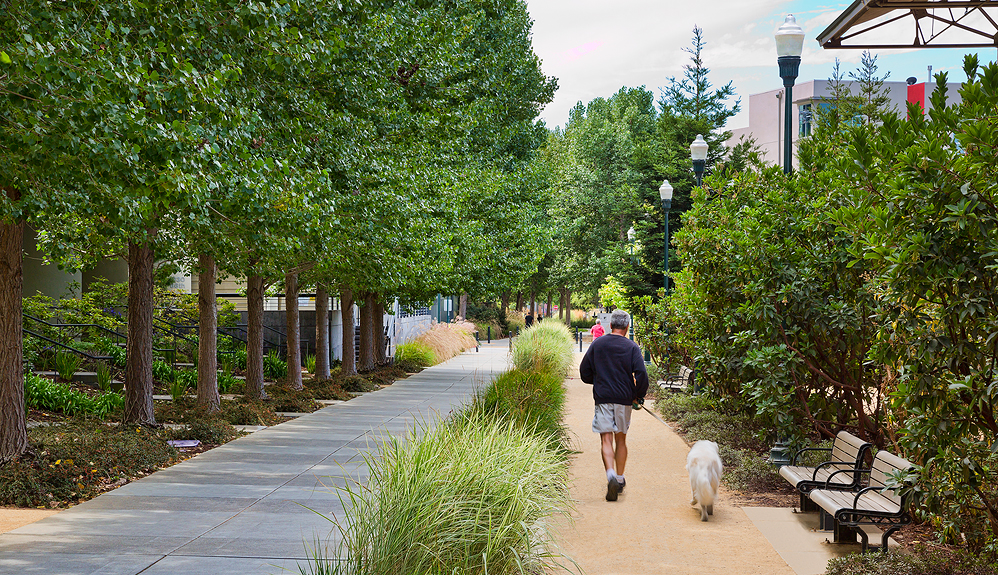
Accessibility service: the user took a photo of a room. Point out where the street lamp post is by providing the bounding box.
[659,180,673,294]
[775,14,804,175]
[627,226,635,261]
[690,134,708,187]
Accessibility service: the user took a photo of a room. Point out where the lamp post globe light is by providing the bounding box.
[690,134,708,187]
[775,14,804,175]
[627,226,636,260]
[659,179,673,294]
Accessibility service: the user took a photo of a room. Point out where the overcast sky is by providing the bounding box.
[525,0,997,130]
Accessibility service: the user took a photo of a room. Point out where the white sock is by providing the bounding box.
[617,474,625,483]
[606,469,616,482]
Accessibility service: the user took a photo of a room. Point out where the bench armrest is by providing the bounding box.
[823,467,870,488]
[790,446,831,465]
[851,485,883,508]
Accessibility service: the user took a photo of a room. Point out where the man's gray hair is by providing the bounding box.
[609,309,630,330]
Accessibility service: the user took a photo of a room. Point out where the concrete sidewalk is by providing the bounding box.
[0,343,510,575]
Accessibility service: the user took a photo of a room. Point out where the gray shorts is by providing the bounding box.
[592,403,632,434]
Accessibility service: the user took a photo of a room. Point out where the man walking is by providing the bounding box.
[579,309,648,501]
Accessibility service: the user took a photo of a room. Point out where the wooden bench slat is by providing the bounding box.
[807,450,915,552]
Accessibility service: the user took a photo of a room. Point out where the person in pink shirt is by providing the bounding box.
[589,320,605,339]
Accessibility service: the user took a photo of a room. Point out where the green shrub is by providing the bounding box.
[305,354,316,374]
[232,349,247,370]
[94,337,126,368]
[394,341,435,368]
[264,350,287,380]
[169,378,189,402]
[511,322,574,376]
[24,373,123,419]
[320,412,571,575]
[54,351,82,382]
[95,363,114,392]
[217,372,241,394]
[152,360,175,384]
[0,421,178,507]
[825,545,998,575]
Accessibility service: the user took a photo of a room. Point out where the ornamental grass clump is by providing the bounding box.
[393,341,436,369]
[463,369,567,452]
[321,412,571,575]
[511,322,574,376]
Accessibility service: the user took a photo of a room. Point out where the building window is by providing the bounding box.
[799,103,813,137]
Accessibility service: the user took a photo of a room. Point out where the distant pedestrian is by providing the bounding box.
[589,321,604,339]
[537,315,543,323]
[524,312,534,328]
[579,309,648,501]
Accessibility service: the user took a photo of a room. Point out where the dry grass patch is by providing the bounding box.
[412,322,477,365]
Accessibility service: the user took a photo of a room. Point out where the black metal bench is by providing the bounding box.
[808,450,915,552]
[658,365,693,393]
[778,430,872,512]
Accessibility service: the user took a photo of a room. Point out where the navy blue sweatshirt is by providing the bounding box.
[579,334,649,405]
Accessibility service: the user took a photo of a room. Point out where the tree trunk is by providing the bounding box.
[561,288,572,327]
[197,253,219,413]
[340,288,356,376]
[245,275,266,399]
[124,237,156,425]
[558,289,564,320]
[546,291,553,319]
[0,210,26,463]
[500,291,510,321]
[374,297,387,366]
[284,271,302,390]
[458,293,468,320]
[515,291,523,311]
[315,284,330,380]
[358,292,375,371]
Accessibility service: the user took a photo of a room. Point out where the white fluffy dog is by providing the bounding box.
[686,440,723,522]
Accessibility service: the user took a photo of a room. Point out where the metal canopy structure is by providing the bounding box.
[818,0,998,49]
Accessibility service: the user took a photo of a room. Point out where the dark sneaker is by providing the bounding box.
[606,477,620,501]
[618,478,626,493]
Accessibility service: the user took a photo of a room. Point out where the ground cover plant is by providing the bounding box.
[654,390,791,497]
[0,421,179,507]
[825,545,998,575]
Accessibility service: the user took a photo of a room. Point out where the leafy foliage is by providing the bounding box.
[24,373,123,419]
[669,55,998,551]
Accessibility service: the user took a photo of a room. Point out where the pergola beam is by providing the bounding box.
[818,0,998,49]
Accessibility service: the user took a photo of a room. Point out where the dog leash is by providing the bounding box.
[632,398,674,430]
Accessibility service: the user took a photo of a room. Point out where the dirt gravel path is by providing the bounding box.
[0,507,58,534]
[550,356,794,575]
